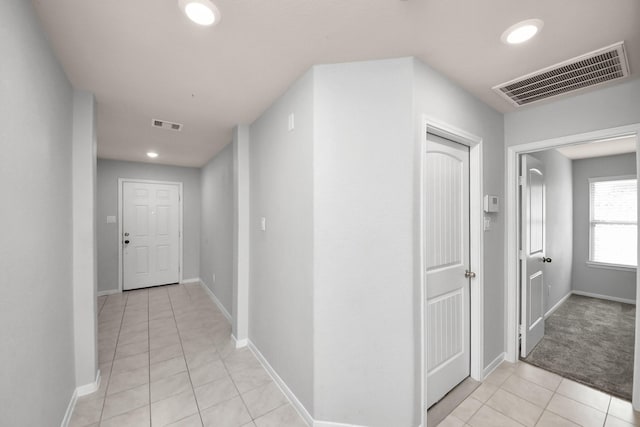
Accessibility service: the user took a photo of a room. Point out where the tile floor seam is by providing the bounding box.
[147,288,152,426]
[99,291,129,423]
[167,284,205,426]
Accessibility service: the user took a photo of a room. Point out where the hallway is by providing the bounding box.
[70,283,306,427]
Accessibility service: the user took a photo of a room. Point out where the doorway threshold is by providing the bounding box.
[426,377,481,426]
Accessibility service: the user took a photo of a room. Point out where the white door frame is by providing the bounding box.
[421,116,485,425]
[117,178,184,292]
[505,123,640,409]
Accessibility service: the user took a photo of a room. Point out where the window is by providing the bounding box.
[589,176,637,267]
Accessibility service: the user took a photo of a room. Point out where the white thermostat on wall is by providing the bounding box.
[484,195,499,213]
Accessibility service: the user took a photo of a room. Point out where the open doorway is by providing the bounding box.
[506,123,640,409]
[519,136,636,400]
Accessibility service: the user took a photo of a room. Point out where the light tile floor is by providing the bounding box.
[439,361,640,427]
[70,283,308,427]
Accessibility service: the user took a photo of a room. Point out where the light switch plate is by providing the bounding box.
[106,215,116,224]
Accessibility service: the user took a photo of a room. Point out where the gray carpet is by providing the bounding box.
[523,294,635,400]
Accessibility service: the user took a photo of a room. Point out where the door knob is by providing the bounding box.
[124,240,130,244]
[465,270,476,278]
[541,257,552,263]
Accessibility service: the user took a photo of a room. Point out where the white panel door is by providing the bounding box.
[520,154,548,357]
[123,182,180,290]
[425,134,471,408]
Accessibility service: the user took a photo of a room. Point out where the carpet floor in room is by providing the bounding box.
[523,294,635,401]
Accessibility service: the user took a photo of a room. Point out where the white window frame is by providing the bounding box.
[588,174,637,271]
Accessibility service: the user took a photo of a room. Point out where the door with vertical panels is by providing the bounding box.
[520,154,546,357]
[425,134,471,408]
[122,182,180,290]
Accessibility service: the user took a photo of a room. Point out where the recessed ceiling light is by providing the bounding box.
[178,0,220,26]
[147,152,159,158]
[501,19,544,45]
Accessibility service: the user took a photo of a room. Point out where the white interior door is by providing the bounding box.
[122,181,180,290]
[520,154,548,357]
[426,134,471,408]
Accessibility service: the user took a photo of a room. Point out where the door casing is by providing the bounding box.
[118,178,184,292]
[505,123,640,409]
[420,116,484,425]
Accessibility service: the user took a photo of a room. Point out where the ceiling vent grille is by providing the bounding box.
[493,42,630,107]
[152,119,183,131]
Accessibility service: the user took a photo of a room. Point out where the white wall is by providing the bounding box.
[96,159,201,292]
[529,150,573,313]
[200,143,234,314]
[0,0,76,424]
[313,58,416,426]
[249,70,315,413]
[232,125,250,342]
[572,153,637,301]
[505,78,640,147]
[72,90,99,388]
[413,58,506,374]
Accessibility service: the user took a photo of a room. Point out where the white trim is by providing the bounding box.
[421,116,485,427]
[77,369,101,397]
[62,370,101,427]
[505,123,640,410]
[314,421,368,427]
[572,290,636,305]
[231,334,248,349]
[181,277,201,284]
[545,292,572,319]
[97,289,120,297]
[586,261,636,272]
[248,341,314,427]
[483,352,506,379]
[60,389,77,427]
[118,178,184,292]
[198,280,232,323]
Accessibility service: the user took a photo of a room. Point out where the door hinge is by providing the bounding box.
[519,324,525,336]
[519,250,525,260]
[518,175,524,186]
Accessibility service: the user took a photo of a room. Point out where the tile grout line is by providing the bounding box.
[99,292,129,423]
[147,287,152,424]
[167,284,206,426]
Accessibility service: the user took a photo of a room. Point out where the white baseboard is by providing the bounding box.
[314,421,368,427]
[181,277,201,284]
[545,292,572,319]
[62,369,101,426]
[571,290,636,305]
[60,388,78,427]
[231,334,248,349]
[248,341,314,427]
[483,352,506,379]
[198,280,232,323]
[97,289,120,297]
[77,369,101,397]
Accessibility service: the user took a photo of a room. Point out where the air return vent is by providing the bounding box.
[493,42,630,107]
[152,119,183,131]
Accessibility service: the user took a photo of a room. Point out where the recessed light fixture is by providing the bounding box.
[178,0,220,26]
[501,19,544,45]
[147,152,159,158]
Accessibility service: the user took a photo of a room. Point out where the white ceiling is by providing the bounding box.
[32,0,640,167]
[556,135,637,160]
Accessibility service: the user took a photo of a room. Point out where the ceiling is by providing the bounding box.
[556,135,637,160]
[32,0,640,167]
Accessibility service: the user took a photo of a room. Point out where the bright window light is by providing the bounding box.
[590,176,637,267]
[147,152,159,158]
